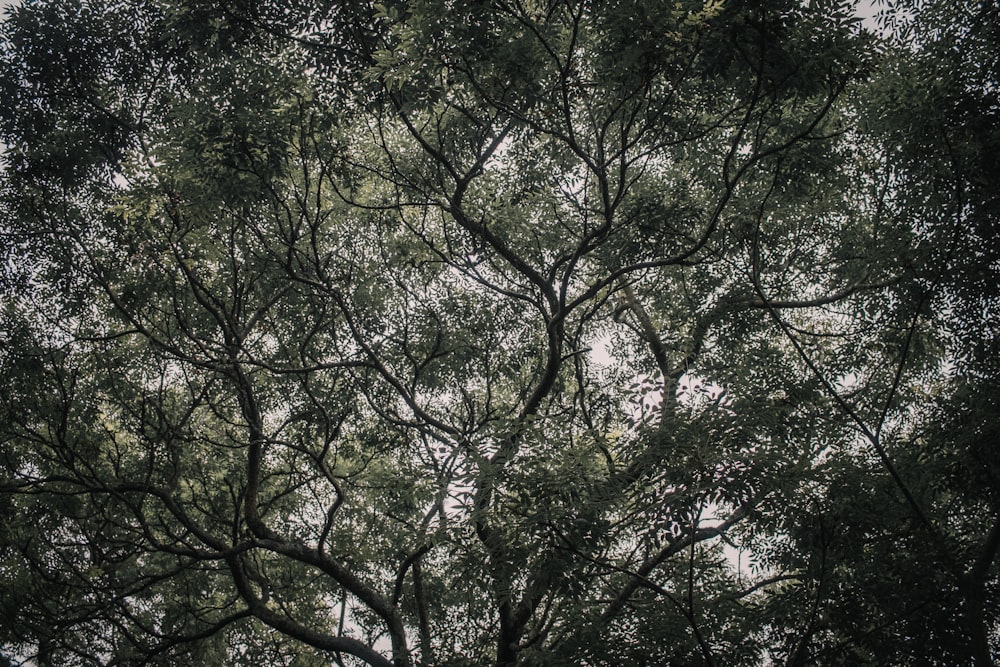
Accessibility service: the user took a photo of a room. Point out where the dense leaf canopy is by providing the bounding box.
[1,0,997,665]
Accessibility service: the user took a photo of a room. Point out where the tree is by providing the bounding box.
[0,0,995,665]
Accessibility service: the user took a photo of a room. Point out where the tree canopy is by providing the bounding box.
[1,0,997,665]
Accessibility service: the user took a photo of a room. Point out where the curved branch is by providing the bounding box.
[226,554,395,667]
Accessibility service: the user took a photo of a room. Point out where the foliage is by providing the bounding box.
[0,0,997,665]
